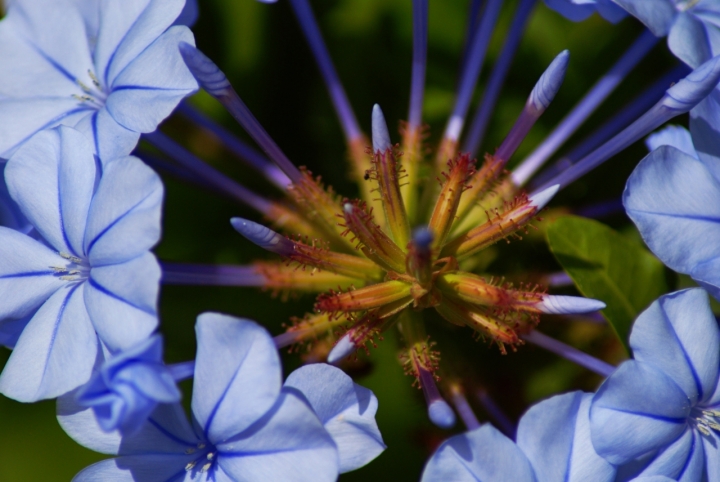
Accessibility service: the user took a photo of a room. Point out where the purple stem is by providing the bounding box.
[136,151,216,191]
[463,0,537,156]
[408,0,429,129]
[545,271,573,287]
[512,30,658,186]
[444,0,504,142]
[143,131,272,214]
[419,366,456,429]
[528,65,687,190]
[476,389,515,438]
[176,102,290,189]
[574,198,624,219]
[522,330,615,377]
[178,43,303,183]
[161,262,266,286]
[287,0,362,141]
[450,389,481,431]
[459,0,485,76]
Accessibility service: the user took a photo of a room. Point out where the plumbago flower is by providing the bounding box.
[624,122,720,299]
[613,0,720,68]
[590,288,720,480]
[72,334,193,436]
[421,390,615,481]
[60,313,384,480]
[0,125,163,402]
[0,0,198,161]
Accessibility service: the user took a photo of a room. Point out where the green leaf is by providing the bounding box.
[546,215,668,353]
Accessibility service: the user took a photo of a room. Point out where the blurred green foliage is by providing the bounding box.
[546,215,669,353]
[0,0,684,480]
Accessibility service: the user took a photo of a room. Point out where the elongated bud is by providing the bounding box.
[495,51,569,162]
[372,104,392,151]
[328,334,356,364]
[537,295,605,314]
[232,218,382,281]
[315,280,412,315]
[528,50,570,114]
[231,218,294,256]
[342,202,406,273]
[428,154,476,247]
[664,54,720,111]
[440,185,559,260]
[178,42,230,96]
[328,309,402,363]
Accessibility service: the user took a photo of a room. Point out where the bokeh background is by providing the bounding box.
[0,0,682,480]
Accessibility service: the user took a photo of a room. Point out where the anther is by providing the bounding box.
[185,461,197,471]
[184,448,196,454]
[88,70,101,88]
[201,462,212,472]
[206,452,215,460]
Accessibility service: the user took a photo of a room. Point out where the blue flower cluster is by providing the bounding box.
[1,0,720,480]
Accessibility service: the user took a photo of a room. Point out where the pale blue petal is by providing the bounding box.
[0,227,64,319]
[6,127,96,256]
[703,434,720,482]
[105,26,198,133]
[634,428,705,482]
[0,98,91,160]
[624,146,720,274]
[690,90,720,181]
[84,253,159,351]
[669,13,713,68]
[72,454,196,482]
[94,0,186,86]
[645,125,697,159]
[84,156,163,266]
[218,391,339,482]
[0,0,94,96]
[174,0,198,27]
[0,284,98,401]
[192,314,282,443]
[543,0,594,22]
[630,289,720,402]
[59,398,199,456]
[595,0,627,23]
[284,363,385,473]
[421,424,537,482]
[517,391,614,482]
[612,0,677,36]
[590,361,690,465]
[72,108,141,162]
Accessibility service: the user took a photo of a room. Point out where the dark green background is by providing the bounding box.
[0,0,680,480]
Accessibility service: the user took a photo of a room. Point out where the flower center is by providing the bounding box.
[50,252,90,282]
[72,69,108,108]
[691,408,720,438]
[184,442,219,474]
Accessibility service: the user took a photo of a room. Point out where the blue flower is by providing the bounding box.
[543,0,626,23]
[624,120,720,299]
[59,313,341,481]
[0,126,163,402]
[74,334,185,436]
[517,391,616,482]
[590,288,720,481]
[0,0,198,161]
[613,0,720,67]
[284,363,385,473]
[420,424,537,481]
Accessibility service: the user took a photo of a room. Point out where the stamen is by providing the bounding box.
[201,462,212,472]
[87,70,101,88]
[185,461,197,471]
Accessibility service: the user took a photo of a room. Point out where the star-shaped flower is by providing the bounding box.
[0,0,198,161]
[590,288,720,481]
[0,125,163,402]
